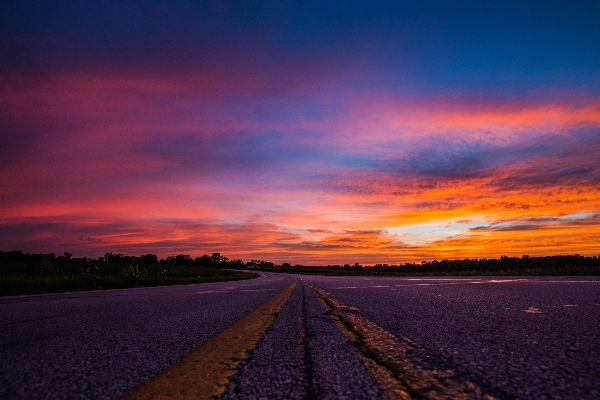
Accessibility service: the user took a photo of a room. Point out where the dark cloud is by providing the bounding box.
[341,229,384,235]
[470,212,600,233]
[79,236,102,242]
[568,213,600,225]
[471,224,540,232]
[345,128,597,194]
[523,217,561,222]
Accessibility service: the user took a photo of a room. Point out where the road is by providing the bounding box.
[0,273,292,399]
[1,274,599,399]
[302,275,600,399]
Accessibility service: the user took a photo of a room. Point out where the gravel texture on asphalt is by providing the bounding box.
[302,275,600,399]
[220,280,385,399]
[5,273,597,399]
[0,273,292,400]
[219,281,308,399]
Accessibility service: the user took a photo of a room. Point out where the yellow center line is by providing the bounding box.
[123,279,298,400]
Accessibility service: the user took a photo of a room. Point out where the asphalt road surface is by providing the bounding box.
[0,273,292,399]
[301,275,600,399]
[1,273,599,399]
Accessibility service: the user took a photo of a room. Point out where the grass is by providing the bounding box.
[0,261,258,297]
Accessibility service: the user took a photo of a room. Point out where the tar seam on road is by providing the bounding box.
[300,284,317,399]
[122,279,298,400]
[307,282,492,400]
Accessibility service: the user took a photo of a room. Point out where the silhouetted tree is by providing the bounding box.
[164,254,193,265]
[138,254,158,264]
[193,255,212,267]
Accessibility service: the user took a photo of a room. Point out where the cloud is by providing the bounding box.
[470,212,600,234]
[79,236,102,242]
[2,68,600,263]
[471,224,540,232]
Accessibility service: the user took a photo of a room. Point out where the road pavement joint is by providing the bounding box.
[300,284,318,399]
[307,282,493,400]
[218,281,310,399]
[219,280,385,399]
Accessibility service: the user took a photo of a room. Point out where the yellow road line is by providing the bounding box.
[123,279,298,400]
[307,282,491,400]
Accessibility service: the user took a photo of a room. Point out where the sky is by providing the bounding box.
[1,0,600,264]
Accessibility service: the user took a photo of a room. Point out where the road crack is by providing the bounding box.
[307,282,494,400]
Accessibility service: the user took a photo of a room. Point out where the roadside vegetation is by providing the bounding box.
[0,251,257,297]
[261,255,600,276]
[3,251,599,296]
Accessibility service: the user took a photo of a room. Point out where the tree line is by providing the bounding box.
[1,250,599,274]
[0,250,275,269]
[264,254,600,275]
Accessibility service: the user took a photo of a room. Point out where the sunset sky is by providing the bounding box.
[1,1,599,264]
